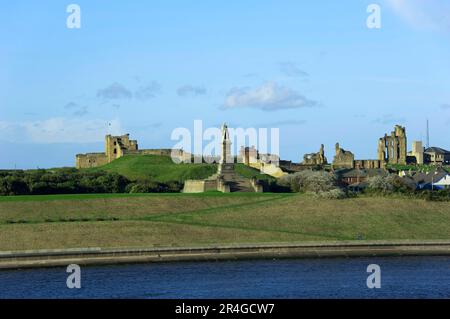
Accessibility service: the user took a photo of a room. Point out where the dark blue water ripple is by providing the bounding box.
[0,256,449,299]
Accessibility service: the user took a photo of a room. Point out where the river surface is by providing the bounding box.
[0,256,449,298]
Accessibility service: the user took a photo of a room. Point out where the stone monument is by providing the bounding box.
[217,123,235,176]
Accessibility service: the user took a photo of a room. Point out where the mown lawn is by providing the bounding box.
[0,193,449,251]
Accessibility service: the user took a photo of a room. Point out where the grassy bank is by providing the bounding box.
[88,155,216,182]
[86,154,272,182]
[0,193,449,251]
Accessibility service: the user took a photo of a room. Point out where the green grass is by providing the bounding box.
[1,193,449,251]
[387,163,450,173]
[234,164,276,181]
[83,154,275,183]
[86,154,217,182]
[0,192,277,202]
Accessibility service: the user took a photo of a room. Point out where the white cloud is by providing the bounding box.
[223,82,319,111]
[0,118,123,143]
[385,0,450,31]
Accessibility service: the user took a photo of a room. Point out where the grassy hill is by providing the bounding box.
[86,154,275,183]
[0,193,449,251]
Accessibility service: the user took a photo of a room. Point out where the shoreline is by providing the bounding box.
[1,240,450,270]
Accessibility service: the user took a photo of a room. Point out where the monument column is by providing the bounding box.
[218,123,235,176]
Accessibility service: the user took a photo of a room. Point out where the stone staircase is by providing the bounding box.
[221,172,255,192]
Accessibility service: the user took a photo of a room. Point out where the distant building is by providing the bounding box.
[334,168,388,186]
[412,168,450,190]
[424,147,450,165]
[433,173,450,189]
[408,141,424,165]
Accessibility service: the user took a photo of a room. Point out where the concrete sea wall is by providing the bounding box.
[1,241,450,270]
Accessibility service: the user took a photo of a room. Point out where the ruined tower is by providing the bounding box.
[377,125,407,165]
[302,144,327,165]
[105,134,138,162]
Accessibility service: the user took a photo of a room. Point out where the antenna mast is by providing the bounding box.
[426,119,430,149]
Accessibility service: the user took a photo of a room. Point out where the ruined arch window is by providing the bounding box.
[114,148,117,154]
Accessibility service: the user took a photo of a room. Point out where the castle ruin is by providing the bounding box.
[332,143,355,169]
[76,134,190,169]
[377,125,407,165]
[302,144,327,166]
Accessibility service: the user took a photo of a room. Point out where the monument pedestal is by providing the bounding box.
[218,163,235,178]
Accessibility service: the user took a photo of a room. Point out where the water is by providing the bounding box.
[0,256,449,298]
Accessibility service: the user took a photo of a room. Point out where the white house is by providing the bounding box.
[433,174,450,190]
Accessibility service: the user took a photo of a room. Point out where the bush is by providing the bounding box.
[128,180,160,193]
[315,188,347,199]
[419,189,450,201]
[0,175,29,195]
[278,170,346,198]
[366,174,414,195]
[127,180,183,193]
[0,169,131,195]
[367,175,395,194]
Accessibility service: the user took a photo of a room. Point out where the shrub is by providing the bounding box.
[278,170,346,198]
[0,169,131,195]
[367,175,395,193]
[0,175,30,195]
[128,181,160,193]
[366,174,415,195]
[315,188,347,199]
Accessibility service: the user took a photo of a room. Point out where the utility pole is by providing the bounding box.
[426,119,430,149]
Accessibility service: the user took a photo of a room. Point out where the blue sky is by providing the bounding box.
[1,0,450,168]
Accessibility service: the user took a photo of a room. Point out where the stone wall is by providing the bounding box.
[250,178,264,192]
[249,162,287,178]
[354,160,384,169]
[75,153,109,169]
[183,179,218,193]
